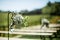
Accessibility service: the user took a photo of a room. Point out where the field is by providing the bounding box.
[0,12,60,30]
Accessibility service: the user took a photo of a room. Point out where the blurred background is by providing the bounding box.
[0,0,60,40]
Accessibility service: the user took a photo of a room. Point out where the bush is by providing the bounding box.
[57,20,60,24]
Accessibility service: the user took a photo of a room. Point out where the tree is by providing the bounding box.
[47,1,52,6]
[19,10,29,15]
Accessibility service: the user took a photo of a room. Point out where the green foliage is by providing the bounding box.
[47,1,52,6]
[42,4,56,15]
[57,20,60,24]
[50,16,60,23]
[42,7,52,14]
[42,2,60,15]
[24,15,41,26]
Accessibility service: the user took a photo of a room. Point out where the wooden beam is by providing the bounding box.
[0,31,53,35]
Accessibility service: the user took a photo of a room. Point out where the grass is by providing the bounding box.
[0,13,8,26]
[19,35,60,40]
[19,35,40,39]
[23,15,41,26]
[0,12,60,30]
[0,33,18,37]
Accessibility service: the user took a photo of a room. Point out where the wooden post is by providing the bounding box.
[8,11,11,40]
